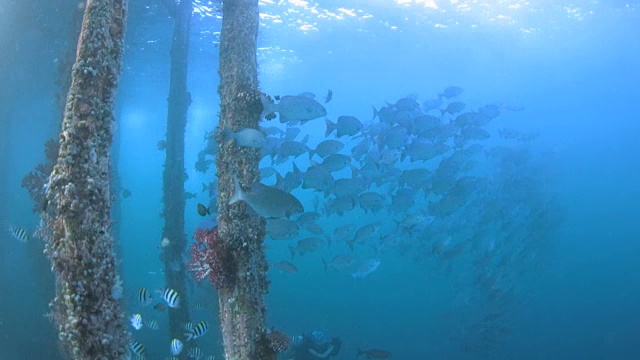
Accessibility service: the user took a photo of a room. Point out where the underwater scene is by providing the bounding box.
[1,0,639,359]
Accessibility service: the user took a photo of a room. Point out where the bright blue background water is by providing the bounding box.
[1,1,640,359]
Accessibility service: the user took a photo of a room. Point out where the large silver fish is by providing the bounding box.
[261,94,327,124]
[325,116,363,137]
[221,128,266,148]
[230,176,304,218]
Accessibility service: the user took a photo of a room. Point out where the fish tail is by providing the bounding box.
[325,118,336,137]
[350,165,359,178]
[220,128,233,143]
[228,176,245,205]
[292,162,301,175]
[288,245,296,260]
[371,105,379,120]
[274,172,284,190]
[259,93,276,119]
[346,239,355,252]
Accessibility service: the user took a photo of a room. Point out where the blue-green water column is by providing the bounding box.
[41,0,129,359]
[215,0,279,359]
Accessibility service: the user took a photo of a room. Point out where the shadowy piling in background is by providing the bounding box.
[160,0,195,351]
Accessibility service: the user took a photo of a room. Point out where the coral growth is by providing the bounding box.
[188,227,235,289]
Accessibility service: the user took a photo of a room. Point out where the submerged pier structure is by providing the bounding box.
[41,0,129,358]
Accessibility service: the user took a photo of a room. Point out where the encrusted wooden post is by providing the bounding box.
[41,0,129,358]
[214,0,281,358]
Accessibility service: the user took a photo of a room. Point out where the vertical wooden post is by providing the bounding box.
[215,0,279,359]
[42,0,129,358]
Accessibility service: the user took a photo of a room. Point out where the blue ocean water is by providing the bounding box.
[1,1,639,359]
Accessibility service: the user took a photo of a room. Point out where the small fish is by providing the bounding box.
[289,238,323,259]
[351,259,381,278]
[122,189,132,198]
[439,86,464,100]
[185,320,209,341]
[324,89,333,103]
[130,313,143,330]
[158,288,180,308]
[8,225,29,242]
[129,340,146,356]
[188,347,204,359]
[171,338,184,356]
[146,319,159,330]
[138,288,153,306]
[153,302,167,312]
[197,203,210,217]
[322,254,356,272]
[271,261,298,274]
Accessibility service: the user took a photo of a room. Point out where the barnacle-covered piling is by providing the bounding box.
[215,0,278,359]
[40,0,129,359]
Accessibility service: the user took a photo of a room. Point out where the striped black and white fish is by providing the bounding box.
[146,319,159,331]
[188,347,203,359]
[130,313,143,330]
[8,225,28,242]
[129,340,146,356]
[157,288,180,308]
[138,287,153,306]
[170,338,183,356]
[184,322,193,332]
[185,320,209,341]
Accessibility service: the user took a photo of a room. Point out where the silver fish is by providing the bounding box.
[309,139,344,159]
[222,128,266,148]
[439,86,464,99]
[320,154,351,173]
[261,94,327,123]
[230,176,304,219]
[325,116,363,137]
[351,258,381,278]
[267,218,300,240]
